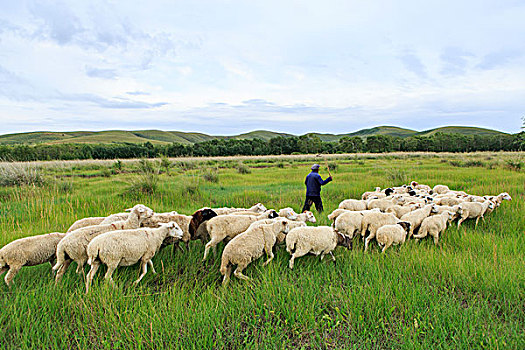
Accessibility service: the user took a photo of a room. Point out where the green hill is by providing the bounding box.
[50,131,169,145]
[416,126,507,137]
[0,125,509,145]
[346,126,417,138]
[229,130,293,141]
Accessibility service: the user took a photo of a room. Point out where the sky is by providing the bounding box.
[0,0,524,136]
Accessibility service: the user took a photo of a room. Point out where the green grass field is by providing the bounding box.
[0,153,523,349]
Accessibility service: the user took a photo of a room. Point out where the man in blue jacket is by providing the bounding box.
[302,164,332,213]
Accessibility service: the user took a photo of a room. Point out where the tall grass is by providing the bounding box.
[0,153,523,349]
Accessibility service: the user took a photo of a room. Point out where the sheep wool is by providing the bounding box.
[85,222,183,292]
[220,220,289,285]
[52,204,154,283]
[203,211,278,260]
[376,222,411,253]
[286,226,351,269]
[0,232,66,286]
[414,211,454,244]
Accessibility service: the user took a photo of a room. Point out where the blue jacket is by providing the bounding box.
[305,171,332,196]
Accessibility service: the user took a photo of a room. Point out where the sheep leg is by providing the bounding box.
[222,265,232,286]
[85,261,101,293]
[75,260,85,278]
[54,259,71,284]
[381,241,393,253]
[329,251,336,262]
[0,267,7,277]
[133,261,148,285]
[4,265,21,286]
[475,217,480,228]
[288,256,296,270]
[147,260,157,274]
[233,267,250,281]
[432,232,440,245]
[203,238,221,261]
[104,265,118,287]
[364,234,375,252]
[262,251,274,267]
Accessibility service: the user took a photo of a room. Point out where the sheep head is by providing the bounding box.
[397,221,411,234]
[267,210,279,219]
[189,208,218,236]
[163,221,184,239]
[384,188,394,196]
[335,230,352,249]
[303,211,316,223]
[251,203,267,213]
[499,192,512,201]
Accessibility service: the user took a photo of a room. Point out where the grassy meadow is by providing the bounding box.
[0,152,524,349]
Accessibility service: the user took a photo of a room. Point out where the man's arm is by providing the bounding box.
[317,174,332,186]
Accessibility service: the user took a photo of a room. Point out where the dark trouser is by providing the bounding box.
[302,195,324,213]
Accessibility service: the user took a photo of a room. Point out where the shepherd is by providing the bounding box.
[302,164,332,213]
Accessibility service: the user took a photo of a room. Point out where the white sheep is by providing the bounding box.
[212,203,267,215]
[67,217,106,233]
[142,212,192,243]
[278,207,299,220]
[338,199,367,211]
[99,212,131,225]
[52,204,154,283]
[286,226,352,269]
[85,222,183,292]
[333,211,366,242]
[360,212,400,252]
[291,211,316,223]
[361,187,384,200]
[400,204,437,238]
[432,184,450,195]
[385,203,422,219]
[0,232,66,286]
[203,211,278,260]
[327,208,380,222]
[376,222,411,253]
[413,211,455,245]
[410,181,432,193]
[252,218,306,244]
[220,220,290,285]
[367,198,395,212]
[457,201,495,228]
[435,197,463,206]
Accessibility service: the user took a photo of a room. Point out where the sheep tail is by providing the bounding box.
[52,243,65,271]
[219,254,230,276]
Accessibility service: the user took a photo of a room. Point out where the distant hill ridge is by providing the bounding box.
[0,126,508,145]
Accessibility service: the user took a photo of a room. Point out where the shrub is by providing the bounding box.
[124,173,159,197]
[202,169,219,183]
[276,162,285,168]
[236,162,251,174]
[56,181,74,194]
[0,162,46,187]
[160,156,172,174]
[506,159,523,171]
[113,160,123,172]
[327,162,338,171]
[101,168,112,177]
[138,159,156,173]
[385,168,408,185]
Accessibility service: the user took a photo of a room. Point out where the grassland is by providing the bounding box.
[0,152,523,349]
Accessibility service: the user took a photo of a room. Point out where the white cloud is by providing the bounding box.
[0,0,524,135]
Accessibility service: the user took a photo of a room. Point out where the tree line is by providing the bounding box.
[0,132,523,161]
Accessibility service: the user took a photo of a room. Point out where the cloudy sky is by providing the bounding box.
[0,0,523,135]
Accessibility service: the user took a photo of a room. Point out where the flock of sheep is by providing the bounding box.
[0,180,512,289]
